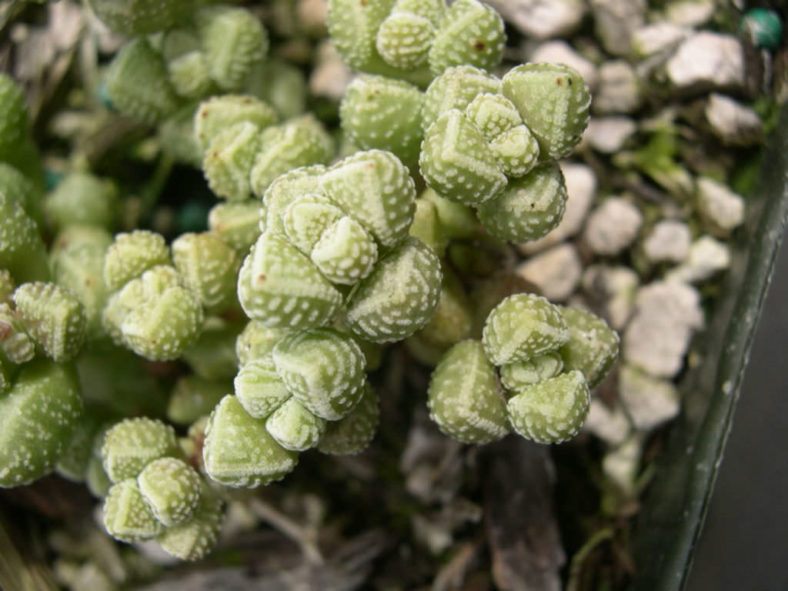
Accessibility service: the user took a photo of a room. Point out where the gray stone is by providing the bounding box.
[705,93,763,147]
[642,219,692,263]
[584,197,643,256]
[594,61,642,114]
[696,176,745,236]
[309,41,353,101]
[666,0,715,27]
[519,162,596,254]
[582,265,639,330]
[590,0,647,56]
[585,117,637,153]
[529,41,598,89]
[618,364,680,430]
[623,281,703,378]
[666,32,745,92]
[484,0,586,39]
[667,236,731,284]
[602,434,643,495]
[584,399,631,445]
[632,22,690,58]
[516,243,582,302]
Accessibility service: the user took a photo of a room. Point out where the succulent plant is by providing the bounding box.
[0,0,637,571]
[327,0,504,85]
[100,417,224,559]
[428,294,618,445]
[0,360,82,487]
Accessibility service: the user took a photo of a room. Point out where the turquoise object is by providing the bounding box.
[741,9,782,51]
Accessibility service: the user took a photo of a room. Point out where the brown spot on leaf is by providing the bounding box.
[556,78,562,85]
[474,41,486,51]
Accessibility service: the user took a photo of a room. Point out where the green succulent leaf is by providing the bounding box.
[194,95,278,153]
[87,0,195,35]
[427,339,509,444]
[237,232,343,330]
[13,282,86,363]
[265,397,327,452]
[103,230,170,292]
[499,351,564,392]
[340,75,425,166]
[482,293,570,366]
[345,237,443,343]
[272,328,366,421]
[137,457,202,527]
[501,62,591,160]
[476,161,567,242]
[427,0,504,76]
[558,306,620,388]
[318,382,380,455]
[419,108,507,206]
[105,39,181,125]
[203,395,298,488]
[101,417,181,484]
[197,5,269,92]
[157,489,224,561]
[506,370,590,444]
[234,356,291,419]
[0,360,82,487]
[320,149,417,249]
[103,479,164,542]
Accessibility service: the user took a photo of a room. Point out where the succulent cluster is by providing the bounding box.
[340,63,591,242]
[428,294,619,445]
[101,418,223,560]
[0,0,615,567]
[327,0,505,86]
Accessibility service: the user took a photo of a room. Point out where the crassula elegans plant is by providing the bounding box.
[0,0,621,568]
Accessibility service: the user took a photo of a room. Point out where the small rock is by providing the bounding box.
[529,41,598,89]
[705,93,763,147]
[666,0,715,27]
[602,434,643,496]
[594,61,642,115]
[666,32,745,92]
[484,0,586,39]
[309,41,353,101]
[666,236,731,284]
[582,265,639,330]
[519,162,596,254]
[618,364,680,430]
[297,0,328,35]
[696,176,746,236]
[584,399,631,445]
[590,0,647,56]
[585,117,637,153]
[632,23,690,58]
[584,197,643,256]
[623,281,703,378]
[642,219,692,263]
[516,243,582,302]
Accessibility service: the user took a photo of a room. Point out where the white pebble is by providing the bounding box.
[516,243,582,302]
[584,197,643,256]
[705,93,763,147]
[623,281,703,378]
[666,32,745,92]
[594,61,642,114]
[618,364,680,430]
[642,219,691,263]
[696,176,745,236]
[585,117,637,153]
[666,235,731,284]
